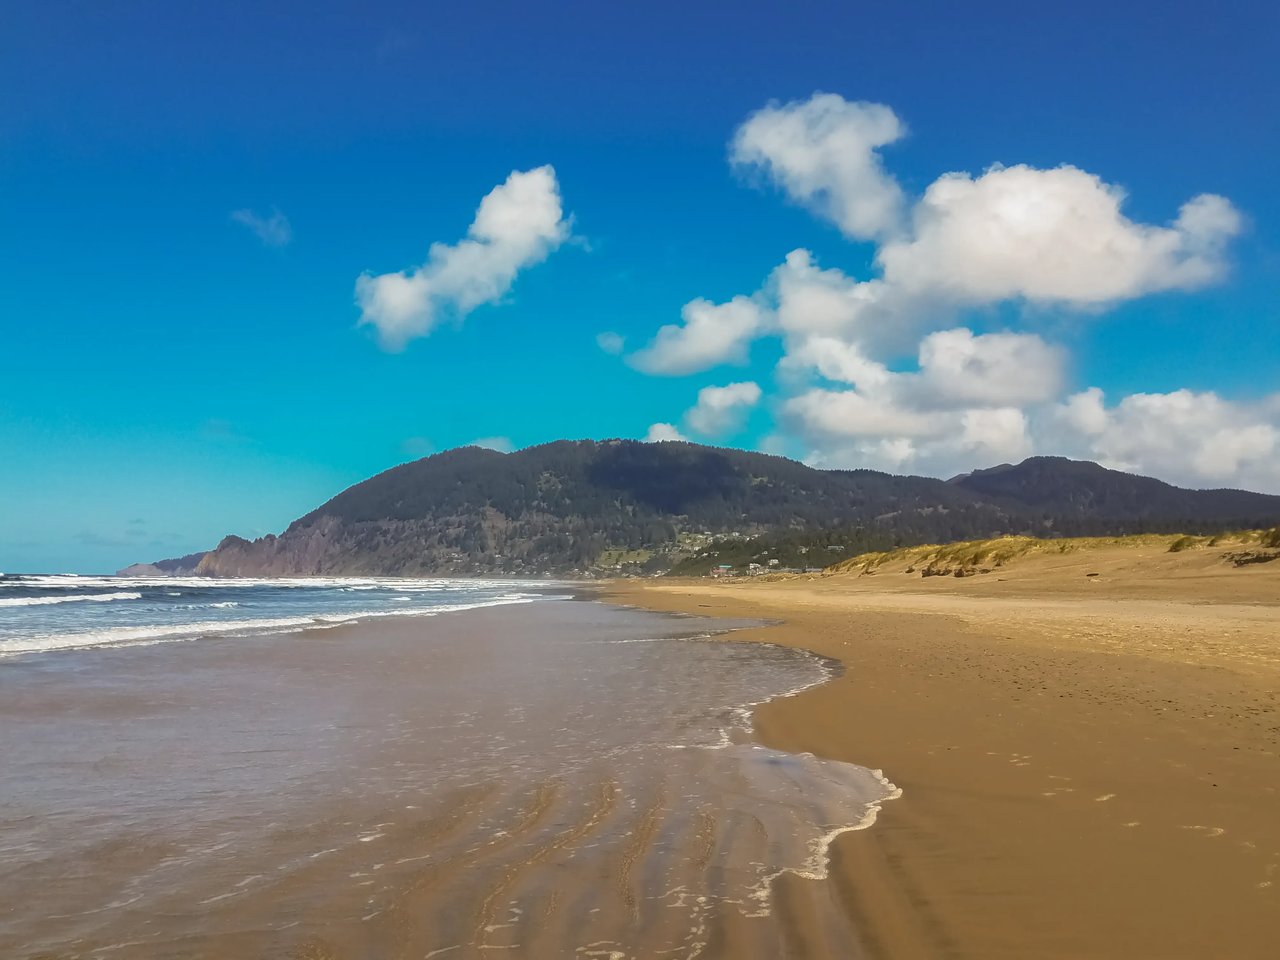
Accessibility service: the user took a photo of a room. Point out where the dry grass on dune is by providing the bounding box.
[828,528,1280,579]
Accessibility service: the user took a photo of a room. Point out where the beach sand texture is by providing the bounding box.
[609,538,1280,958]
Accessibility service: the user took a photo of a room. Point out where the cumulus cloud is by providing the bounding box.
[685,381,762,436]
[779,328,1062,453]
[790,385,1280,489]
[878,165,1241,304]
[909,329,1065,408]
[1052,389,1280,488]
[732,93,906,240]
[356,166,569,350]
[231,207,292,247]
[784,387,938,440]
[768,250,884,340]
[629,92,1266,488]
[644,422,687,442]
[628,296,768,375]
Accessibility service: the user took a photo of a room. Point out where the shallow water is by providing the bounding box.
[0,596,895,959]
[0,574,553,657]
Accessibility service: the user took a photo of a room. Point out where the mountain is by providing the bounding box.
[115,551,210,578]
[191,441,1280,577]
[950,457,1280,528]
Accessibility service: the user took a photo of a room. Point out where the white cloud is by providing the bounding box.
[644,422,687,442]
[1051,389,1280,489]
[780,327,1061,437]
[596,331,626,355]
[356,166,569,350]
[771,249,887,340]
[231,207,292,247]
[470,436,514,453]
[686,381,762,436]
[878,165,1241,304]
[1055,387,1108,437]
[959,407,1033,463]
[628,295,767,375]
[731,93,906,241]
[909,328,1065,408]
[784,387,940,441]
[779,335,892,391]
[788,384,1280,489]
[628,92,1265,489]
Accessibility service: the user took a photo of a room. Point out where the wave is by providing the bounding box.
[0,591,142,608]
[0,595,547,657]
[14,574,561,591]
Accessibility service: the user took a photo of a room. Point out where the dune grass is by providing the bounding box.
[828,528,1280,578]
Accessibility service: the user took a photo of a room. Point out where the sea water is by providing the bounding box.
[0,573,553,657]
[0,582,896,959]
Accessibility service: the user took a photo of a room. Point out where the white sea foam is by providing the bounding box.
[0,591,142,608]
[14,574,556,591]
[0,595,551,657]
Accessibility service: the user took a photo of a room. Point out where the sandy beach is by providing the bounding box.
[607,541,1280,959]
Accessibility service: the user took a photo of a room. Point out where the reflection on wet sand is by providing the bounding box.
[0,599,893,959]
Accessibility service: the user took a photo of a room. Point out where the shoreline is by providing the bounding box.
[3,593,904,959]
[602,573,1280,959]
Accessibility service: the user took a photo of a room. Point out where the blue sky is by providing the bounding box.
[2,0,1277,572]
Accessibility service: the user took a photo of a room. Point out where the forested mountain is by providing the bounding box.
[950,457,1280,527]
[188,441,1280,577]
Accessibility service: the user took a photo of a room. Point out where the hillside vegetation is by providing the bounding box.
[828,528,1280,579]
[186,441,1280,578]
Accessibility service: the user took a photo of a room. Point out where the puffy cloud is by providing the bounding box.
[778,336,892,391]
[731,93,906,240]
[596,331,626,355]
[629,93,1264,489]
[628,296,768,375]
[787,400,1033,478]
[770,249,887,340]
[1054,389,1280,488]
[231,207,292,247]
[686,381,762,436]
[878,165,1241,304]
[788,384,1280,489]
[644,422,687,442]
[784,387,938,440]
[779,328,1050,474]
[1055,387,1108,437]
[909,328,1065,408]
[782,327,1062,409]
[959,407,1033,463]
[356,166,569,350]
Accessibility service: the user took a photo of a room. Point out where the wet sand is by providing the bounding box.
[1,598,897,960]
[607,544,1280,958]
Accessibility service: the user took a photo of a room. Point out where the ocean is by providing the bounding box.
[0,578,896,958]
[0,574,554,657]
